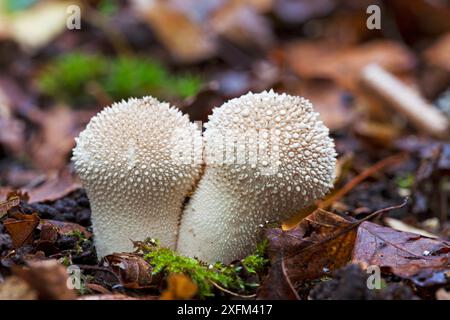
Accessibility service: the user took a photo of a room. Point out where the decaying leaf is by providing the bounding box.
[102,253,157,289]
[258,209,357,299]
[27,169,81,203]
[0,191,22,219]
[285,40,415,89]
[436,288,450,300]
[3,212,40,248]
[352,221,450,286]
[30,108,93,172]
[78,294,158,300]
[39,219,91,238]
[13,259,77,300]
[383,217,438,239]
[131,0,217,63]
[160,273,198,300]
[0,276,37,300]
[424,32,450,72]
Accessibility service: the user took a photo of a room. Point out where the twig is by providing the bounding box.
[360,64,449,138]
[318,152,408,210]
[209,280,256,299]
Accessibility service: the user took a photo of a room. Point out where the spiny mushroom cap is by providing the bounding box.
[177,91,336,263]
[73,96,202,258]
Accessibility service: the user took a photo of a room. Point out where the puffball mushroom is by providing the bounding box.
[177,91,337,263]
[72,96,202,258]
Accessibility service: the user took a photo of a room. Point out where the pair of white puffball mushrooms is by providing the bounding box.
[72,91,337,264]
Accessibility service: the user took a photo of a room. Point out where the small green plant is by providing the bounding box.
[37,53,202,106]
[141,239,269,298]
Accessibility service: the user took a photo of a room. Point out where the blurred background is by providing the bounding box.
[0,0,448,231]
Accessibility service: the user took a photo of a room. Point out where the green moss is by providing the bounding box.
[98,0,119,16]
[170,74,202,99]
[103,57,168,100]
[395,173,414,189]
[37,53,203,106]
[38,53,107,105]
[241,240,269,274]
[141,240,269,298]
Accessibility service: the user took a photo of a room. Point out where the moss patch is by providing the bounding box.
[141,239,269,298]
[37,53,202,106]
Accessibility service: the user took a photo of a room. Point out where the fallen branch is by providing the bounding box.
[318,152,408,210]
[360,64,449,138]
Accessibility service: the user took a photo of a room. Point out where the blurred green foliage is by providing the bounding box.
[3,0,37,13]
[98,0,119,16]
[37,53,202,106]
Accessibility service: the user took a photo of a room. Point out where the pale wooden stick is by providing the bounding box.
[360,64,449,138]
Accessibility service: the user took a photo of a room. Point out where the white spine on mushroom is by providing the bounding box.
[72,96,202,258]
[177,91,337,263]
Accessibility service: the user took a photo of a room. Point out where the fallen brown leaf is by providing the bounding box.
[436,288,450,300]
[102,253,157,289]
[13,259,78,300]
[3,212,40,248]
[257,209,357,299]
[285,40,415,90]
[352,221,450,287]
[40,219,92,238]
[0,276,37,300]
[132,0,217,63]
[30,108,93,172]
[424,32,450,72]
[293,80,354,131]
[27,169,81,203]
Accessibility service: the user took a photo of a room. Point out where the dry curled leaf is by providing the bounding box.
[352,221,450,287]
[102,253,157,289]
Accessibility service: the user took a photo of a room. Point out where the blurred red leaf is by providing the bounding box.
[424,32,450,72]
[294,80,354,131]
[13,259,77,300]
[285,40,416,89]
[30,108,93,172]
[27,169,81,203]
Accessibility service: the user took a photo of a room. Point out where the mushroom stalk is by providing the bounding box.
[177,91,337,263]
[73,96,202,258]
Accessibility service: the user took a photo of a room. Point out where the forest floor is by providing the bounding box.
[0,0,449,300]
